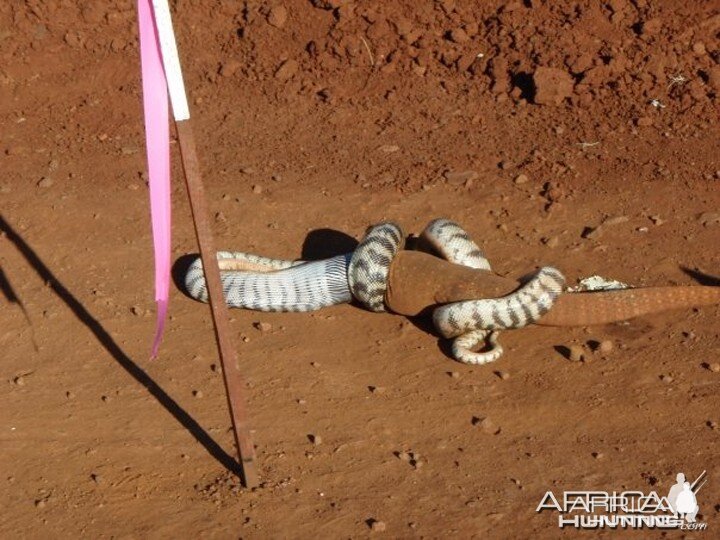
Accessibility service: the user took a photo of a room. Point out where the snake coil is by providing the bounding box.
[185,219,565,365]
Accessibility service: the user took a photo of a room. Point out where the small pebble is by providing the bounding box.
[706,363,720,373]
[472,416,499,435]
[568,345,585,362]
[660,374,673,384]
[369,386,386,394]
[370,520,387,532]
[543,236,560,248]
[267,5,287,28]
[35,499,46,509]
[494,370,510,380]
[448,371,460,379]
[254,321,272,332]
[193,390,203,398]
[397,451,411,462]
[513,173,529,185]
[37,177,53,188]
[603,215,629,226]
[65,391,75,399]
[309,434,322,446]
[444,170,478,185]
[592,452,604,460]
[707,420,717,430]
[598,340,614,354]
[252,185,263,194]
[13,376,25,386]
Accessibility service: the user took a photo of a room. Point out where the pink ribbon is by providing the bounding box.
[138,0,171,359]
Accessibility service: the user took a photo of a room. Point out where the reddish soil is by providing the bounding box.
[2,0,719,537]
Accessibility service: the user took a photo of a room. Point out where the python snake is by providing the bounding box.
[184,219,565,365]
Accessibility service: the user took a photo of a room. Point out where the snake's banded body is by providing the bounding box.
[184,219,565,364]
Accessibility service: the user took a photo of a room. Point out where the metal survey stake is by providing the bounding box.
[145,0,258,487]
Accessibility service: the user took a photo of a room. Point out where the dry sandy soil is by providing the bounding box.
[2,0,720,538]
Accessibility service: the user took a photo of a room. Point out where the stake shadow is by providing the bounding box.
[0,214,243,481]
[681,267,720,287]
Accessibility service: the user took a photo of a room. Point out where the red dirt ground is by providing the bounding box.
[2,0,719,537]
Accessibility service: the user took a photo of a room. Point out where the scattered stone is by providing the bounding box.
[499,160,513,170]
[513,173,529,185]
[397,451,411,462]
[37,177,53,188]
[90,473,101,484]
[568,345,585,362]
[449,27,469,44]
[252,184,263,194]
[660,374,673,384]
[267,6,288,28]
[444,170,478,185]
[35,499,46,508]
[214,211,227,223]
[472,416,500,435]
[274,59,298,81]
[494,370,510,380]
[66,391,75,399]
[598,340,614,354]
[193,390,203,398]
[542,236,560,248]
[706,66,720,92]
[603,215,629,226]
[13,376,25,386]
[592,452,604,460]
[640,17,662,35]
[370,519,387,532]
[254,321,272,332]
[692,42,706,55]
[448,371,460,379]
[581,226,601,240]
[698,212,720,226]
[379,144,400,153]
[219,59,242,77]
[707,420,717,430]
[649,215,663,225]
[309,434,322,445]
[533,67,574,105]
[369,385,386,394]
[705,362,720,373]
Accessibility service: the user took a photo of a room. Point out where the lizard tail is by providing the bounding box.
[535,286,720,327]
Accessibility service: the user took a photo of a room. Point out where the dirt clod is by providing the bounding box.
[533,67,574,105]
[267,6,288,28]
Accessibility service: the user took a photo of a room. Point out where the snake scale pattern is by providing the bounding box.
[185,219,565,365]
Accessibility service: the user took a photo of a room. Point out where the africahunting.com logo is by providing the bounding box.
[536,471,708,530]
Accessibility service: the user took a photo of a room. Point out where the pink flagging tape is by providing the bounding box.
[138,0,171,359]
